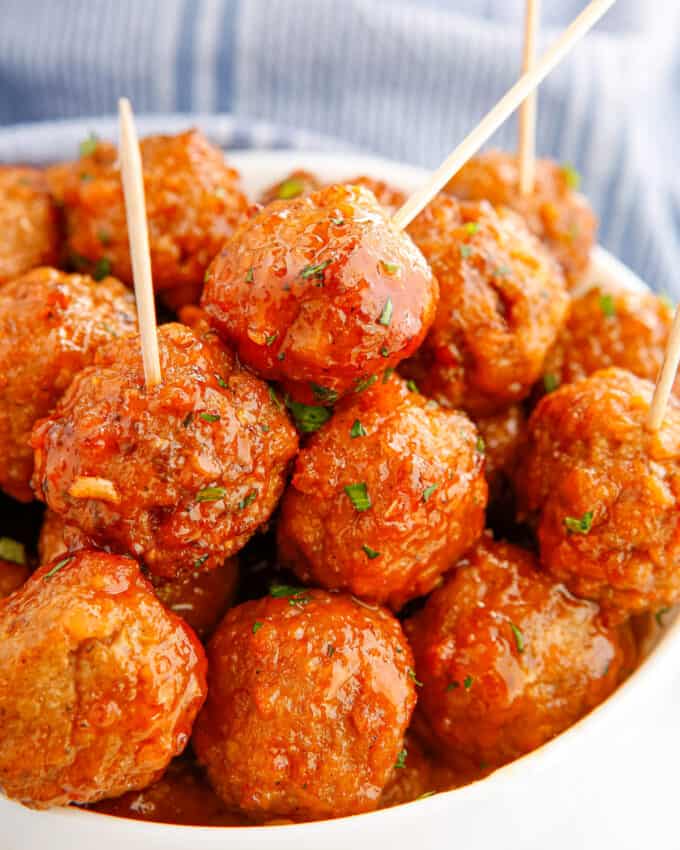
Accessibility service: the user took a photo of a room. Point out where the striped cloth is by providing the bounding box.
[0,0,678,296]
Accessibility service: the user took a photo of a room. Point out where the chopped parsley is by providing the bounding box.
[543,373,560,393]
[199,412,220,423]
[362,544,381,559]
[44,555,74,581]
[344,482,371,512]
[97,229,111,245]
[285,397,332,433]
[327,644,336,657]
[79,133,98,157]
[509,622,525,653]
[406,380,418,393]
[215,374,228,389]
[277,177,305,200]
[252,621,264,634]
[382,262,400,275]
[93,257,111,280]
[464,222,479,235]
[268,385,284,410]
[378,297,394,326]
[245,267,254,283]
[395,749,408,769]
[561,163,581,190]
[599,293,616,318]
[270,583,312,606]
[0,537,26,565]
[383,367,395,383]
[655,607,671,627]
[422,483,439,503]
[196,486,227,503]
[463,675,473,690]
[300,260,331,280]
[182,411,194,427]
[355,374,378,394]
[380,346,390,358]
[350,419,367,438]
[459,244,473,259]
[311,383,339,404]
[237,490,257,510]
[418,791,436,800]
[194,553,209,569]
[407,667,423,687]
[475,436,486,454]
[331,216,345,226]
[446,681,459,691]
[265,332,279,346]
[564,511,593,535]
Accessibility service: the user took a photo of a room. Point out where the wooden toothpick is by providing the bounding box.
[391,0,615,231]
[518,0,540,196]
[647,304,680,431]
[118,97,162,387]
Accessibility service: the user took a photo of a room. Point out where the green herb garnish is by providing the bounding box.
[199,413,220,423]
[463,675,473,690]
[93,257,111,280]
[196,486,227,502]
[265,332,278,346]
[350,419,367,438]
[378,297,394,326]
[362,544,380,559]
[216,374,228,389]
[655,607,671,627]
[459,244,473,259]
[300,260,331,280]
[0,537,26,565]
[407,667,423,687]
[464,222,479,235]
[564,511,593,534]
[245,267,254,283]
[44,555,74,580]
[355,374,378,394]
[79,134,98,157]
[382,262,400,275]
[475,436,485,454]
[383,367,395,383]
[543,373,560,393]
[252,621,264,634]
[561,163,581,190]
[510,622,525,653]
[268,385,283,410]
[277,177,305,200]
[422,483,439,503]
[395,749,408,769]
[237,490,257,510]
[599,294,616,318]
[311,383,339,404]
[270,583,312,606]
[344,482,371,512]
[285,397,332,433]
[327,644,336,656]
[194,553,209,569]
[406,380,418,393]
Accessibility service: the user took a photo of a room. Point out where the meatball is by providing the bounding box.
[475,404,527,502]
[47,130,249,298]
[542,285,679,395]
[517,368,680,617]
[202,183,438,405]
[193,588,416,822]
[277,375,487,610]
[91,757,246,826]
[0,167,59,285]
[0,550,207,808]
[0,267,137,501]
[32,322,298,579]
[405,535,631,773]
[445,150,597,286]
[403,196,568,416]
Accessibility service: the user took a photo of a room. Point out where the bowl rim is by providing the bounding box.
[0,145,672,839]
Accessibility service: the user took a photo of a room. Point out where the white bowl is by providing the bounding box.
[2,147,680,850]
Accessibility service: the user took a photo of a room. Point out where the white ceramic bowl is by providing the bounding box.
[2,147,680,850]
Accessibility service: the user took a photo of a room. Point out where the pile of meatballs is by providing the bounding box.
[0,133,678,827]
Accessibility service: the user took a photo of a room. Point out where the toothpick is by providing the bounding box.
[118,97,162,387]
[518,0,540,196]
[392,0,615,230]
[647,304,680,431]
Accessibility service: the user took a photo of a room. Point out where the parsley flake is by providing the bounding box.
[656,607,671,627]
[300,260,331,280]
[265,332,278,346]
[344,482,371,512]
[0,537,26,565]
[327,644,336,656]
[383,367,395,383]
[543,373,560,393]
[407,667,423,687]
[285,397,332,433]
[509,622,525,653]
[252,621,264,634]
[561,163,581,190]
[196,486,227,503]
[194,553,209,569]
[97,229,111,245]
[464,222,479,235]
[355,374,378,394]
[463,675,473,690]
[380,346,390,357]
[270,583,312,606]
[599,294,616,318]
[268,385,284,410]
[277,177,305,200]
[215,374,228,389]
[378,297,394,326]
[382,262,400,275]
[237,490,257,510]
[459,244,473,259]
[350,419,367,438]
[331,216,345,226]
[446,681,460,691]
[79,134,98,157]
[311,383,339,404]
[422,483,439,503]
[182,411,194,428]
[476,436,485,454]
[362,544,381,559]
[199,413,220,423]
[44,555,74,580]
[245,267,254,283]
[395,749,408,769]
[564,511,593,534]
[93,257,111,280]
[406,380,418,393]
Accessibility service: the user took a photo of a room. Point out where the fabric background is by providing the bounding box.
[1,0,678,295]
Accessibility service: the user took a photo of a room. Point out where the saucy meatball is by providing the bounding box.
[403,196,568,416]
[202,183,438,405]
[193,588,416,822]
[0,550,207,808]
[39,509,238,638]
[517,368,680,617]
[475,404,527,502]
[405,536,631,772]
[445,150,597,286]
[92,757,246,826]
[32,322,298,579]
[47,130,249,298]
[542,285,679,395]
[277,375,487,610]
[0,267,137,501]
[0,167,59,285]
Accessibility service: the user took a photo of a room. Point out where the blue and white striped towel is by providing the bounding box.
[1,0,678,296]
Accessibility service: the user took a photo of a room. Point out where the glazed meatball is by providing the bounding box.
[202,183,438,405]
[32,322,298,579]
[0,267,137,501]
[445,150,597,286]
[0,167,59,285]
[0,550,207,808]
[517,368,680,617]
[405,536,631,773]
[542,285,679,395]
[39,510,238,638]
[475,404,527,502]
[0,537,30,598]
[403,196,568,416]
[193,589,416,822]
[277,375,487,610]
[260,170,322,205]
[92,757,246,826]
[47,130,249,299]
